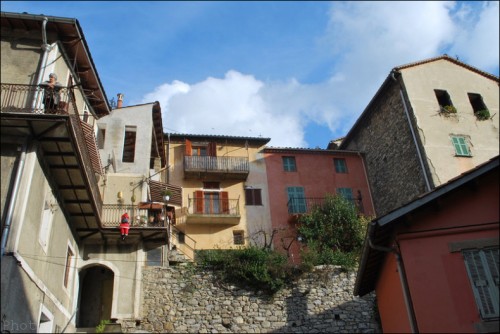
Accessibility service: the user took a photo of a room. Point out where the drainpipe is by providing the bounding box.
[391,71,431,192]
[367,222,419,333]
[32,17,53,110]
[166,133,171,184]
[1,140,29,256]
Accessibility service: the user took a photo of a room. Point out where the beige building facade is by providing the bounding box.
[340,55,499,216]
[166,134,272,257]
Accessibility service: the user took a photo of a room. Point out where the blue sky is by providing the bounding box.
[2,1,499,148]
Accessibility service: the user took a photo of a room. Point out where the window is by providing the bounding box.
[245,188,262,206]
[233,230,245,245]
[468,93,487,113]
[287,186,306,213]
[192,146,207,156]
[39,199,54,252]
[193,190,229,214]
[462,248,499,319]
[337,188,353,201]
[63,246,74,288]
[334,158,348,173]
[122,125,137,162]
[451,136,471,157]
[434,89,455,112]
[97,127,106,150]
[177,231,185,244]
[146,248,162,266]
[282,156,297,172]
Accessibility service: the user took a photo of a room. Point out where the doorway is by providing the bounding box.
[77,266,114,328]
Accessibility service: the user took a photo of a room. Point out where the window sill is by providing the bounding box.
[474,320,499,333]
[455,154,472,158]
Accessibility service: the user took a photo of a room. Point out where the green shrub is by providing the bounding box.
[475,109,490,120]
[197,247,291,293]
[95,320,110,333]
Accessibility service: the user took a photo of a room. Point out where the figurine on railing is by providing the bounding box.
[120,212,130,241]
[39,73,63,113]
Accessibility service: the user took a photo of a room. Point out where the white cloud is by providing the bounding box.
[141,1,499,148]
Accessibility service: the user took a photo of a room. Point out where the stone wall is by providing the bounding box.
[124,265,380,333]
[342,80,428,216]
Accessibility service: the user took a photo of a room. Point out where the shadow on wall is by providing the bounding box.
[272,286,380,333]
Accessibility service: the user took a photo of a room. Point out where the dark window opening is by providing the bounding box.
[122,126,137,162]
[233,231,244,245]
[245,188,262,206]
[435,89,453,107]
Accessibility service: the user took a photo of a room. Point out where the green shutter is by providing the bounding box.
[452,136,471,156]
[463,248,500,319]
[287,187,306,213]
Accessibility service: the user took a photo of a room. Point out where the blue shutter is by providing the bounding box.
[463,248,499,319]
[452,136,471,156]
[287,187,306,213]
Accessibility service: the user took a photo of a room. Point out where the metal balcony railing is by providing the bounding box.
[101,204,169,228]
[187,197,240,216]
[1,83,80,115]
[287,197,364,215]
[184,156,249,173]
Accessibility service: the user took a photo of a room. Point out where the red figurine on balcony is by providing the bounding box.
[120,212,130,241]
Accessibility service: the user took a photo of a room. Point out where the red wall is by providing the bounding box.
[376,170,499,333]
[264,150,374,262]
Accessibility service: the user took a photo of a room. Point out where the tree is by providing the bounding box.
[297,194,370,268]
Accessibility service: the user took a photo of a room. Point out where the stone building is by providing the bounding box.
[339,55,499,216]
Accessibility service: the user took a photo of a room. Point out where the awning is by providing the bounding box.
[138,201,164,210]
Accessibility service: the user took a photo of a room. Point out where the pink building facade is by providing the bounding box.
[263,148,375,263]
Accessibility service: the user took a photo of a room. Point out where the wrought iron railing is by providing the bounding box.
[287,197,364,214]
[186,197,240,216]
[184,156,249,173]
[101,205,168,228]
[1,83,79,115]
[171,225,197,261]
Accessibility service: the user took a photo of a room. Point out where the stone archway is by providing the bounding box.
[77,265,114,328]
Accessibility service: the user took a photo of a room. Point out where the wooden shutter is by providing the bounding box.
[194,190,203,213]
[185,139,192,156]
[208,142,217,157]
[221,191,229,214]
[463,249,500,319]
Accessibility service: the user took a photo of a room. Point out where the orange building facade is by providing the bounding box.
[355,156,499,333]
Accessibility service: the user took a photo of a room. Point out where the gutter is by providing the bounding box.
[367,222,419,333]
[1,140,29,256]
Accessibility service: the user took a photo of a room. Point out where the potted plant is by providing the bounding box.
[442,105,457,114]
[475,109,490,120]
[163,189,173,202]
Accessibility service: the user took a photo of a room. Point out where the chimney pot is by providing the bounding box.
[117,93,124,108]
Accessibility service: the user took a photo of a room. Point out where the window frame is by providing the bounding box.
[245,188,263,206]
[282,156,297,172]
[233,230,245,245]
[451,136,472,157]
[462,247,499,320]
[122,125,137,163]
[337,188,354,201]
[63,244,75,290]
[287,186,306,214]
[334,158,348,173]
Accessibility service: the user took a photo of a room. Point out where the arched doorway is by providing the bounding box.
[77,265,114,328]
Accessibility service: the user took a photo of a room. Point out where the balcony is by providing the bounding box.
[184,197,240,225]
[1,83,104,239]
[183,156,249,180]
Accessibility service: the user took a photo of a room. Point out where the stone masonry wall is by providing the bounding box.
[343,80,428,217]
[123,265,380,333]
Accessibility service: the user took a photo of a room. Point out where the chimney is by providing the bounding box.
[117,93,124,109]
